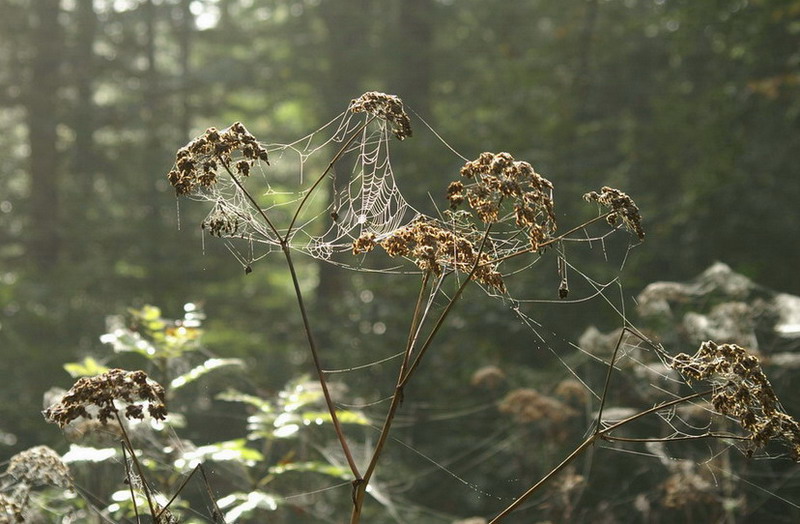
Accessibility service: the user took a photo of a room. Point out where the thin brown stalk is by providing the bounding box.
[283,245,361,479]
[594,326,633,435]
[120,441,142,524]
[351,223,496,523]
[399,221,495,388]
[116,413,157,519]
[350,271,433,523]
[601,432,749,443]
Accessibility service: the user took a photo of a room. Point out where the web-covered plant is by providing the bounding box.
[162,91,800,522]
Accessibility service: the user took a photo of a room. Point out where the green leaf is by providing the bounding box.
[63,356,109,378]
[301,410,370,426]
[216,389,274,412]
[217,491,279,521]
[170,358,244,389]
[173,439,264,471]
[268,460,350,480]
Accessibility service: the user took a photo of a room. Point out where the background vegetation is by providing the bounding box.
[2,0,800,522]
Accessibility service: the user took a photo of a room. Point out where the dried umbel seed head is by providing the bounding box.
[167,122,269,196]
[470,365,506,389]
[349,91,413,140]
[499,388,577,424]
[201,205,240,237]
[455,152,557,249]
[352,232,376,254]
[7,446,71,488]
[661,460,715,509]
[43,369,168,428]
[554,379,589,404]
[583,186,645,240]
[671,341,800,461]
[354,219,506,293]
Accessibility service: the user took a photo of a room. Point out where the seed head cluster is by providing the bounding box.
[583,186,645,240]
[43,369,168,428]
[202,203,240,237]
[349,91,413,140]
[451,152,557,250]
[167,122,269,196]
[671,341,800,460]
[353,218,506,293]
[499,388,577,424]
[7,446,71,488]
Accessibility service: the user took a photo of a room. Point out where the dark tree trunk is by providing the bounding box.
[72,0,98,201]
[315,0,372,306]
[392,0,434,118]
[27,0,64,269]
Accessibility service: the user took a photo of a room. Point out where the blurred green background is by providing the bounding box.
[2,0,800,522]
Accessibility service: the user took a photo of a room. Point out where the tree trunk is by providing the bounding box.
[27,0,64,269]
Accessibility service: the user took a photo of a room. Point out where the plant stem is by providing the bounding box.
[399,222,494,388]
[350,271,432,523]
[352,222,495,523]
[283,244,361,479]
[116,412,157,519]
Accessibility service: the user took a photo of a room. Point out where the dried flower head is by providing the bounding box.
[671,341,800,460]
[554,379,589,404]
[43,369,167,428]
[499,388,577,424]
[660,459,716,509]
[7,446,71,488]
[201,203,240,237]
[470,365,506,389]
[349,91,412,140]
[354,218,506,293]
[167,122,269,196]
[455,152,556,249]
[352,232,377,255]
[583,186,645,240]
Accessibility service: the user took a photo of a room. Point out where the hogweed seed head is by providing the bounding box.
[670,341,800,460]
[455,152,556,249]
[349,91,413,140]
[354,218,506,293]
[583,186,645,240]
[167,122,268,196]
[7,446,71,488]
[499,388,577,424]
[43,369,167,428]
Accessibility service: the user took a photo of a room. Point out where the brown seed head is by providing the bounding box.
[167,122,269,196]
[583,186,645,240]
[349,91,413,140]
[43,369,168,428]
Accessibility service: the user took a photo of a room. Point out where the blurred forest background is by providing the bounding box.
[2,0,800,522]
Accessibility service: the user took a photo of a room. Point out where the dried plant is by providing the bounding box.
[583,185,645,241]
[157,91,800,523]
[499,388,578,424]
[42,368,167,428]
[7,446,71,489]
[349,91,412,140]
[671,341,800,460]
